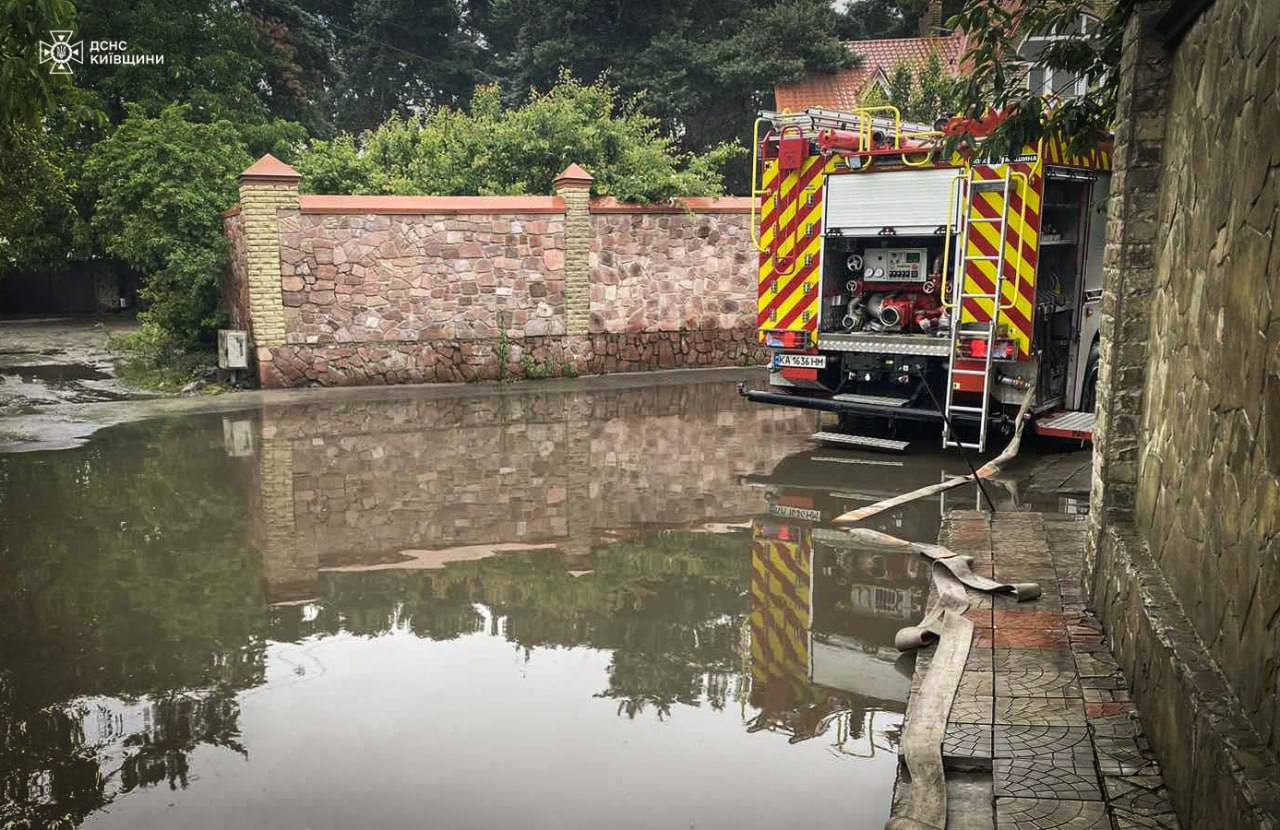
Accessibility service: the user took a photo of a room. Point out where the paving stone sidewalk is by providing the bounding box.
[891,511,1182,830]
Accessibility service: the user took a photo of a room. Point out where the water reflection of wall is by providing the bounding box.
[252,380,816,601]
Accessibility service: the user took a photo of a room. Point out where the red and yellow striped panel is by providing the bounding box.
[756,154,841,344]
[749,529,812,701]
[1037,137,1113,172]
[958,163,1043,359]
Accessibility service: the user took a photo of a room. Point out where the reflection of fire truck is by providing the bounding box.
[748,515,927,720]
[740,107,1111,451]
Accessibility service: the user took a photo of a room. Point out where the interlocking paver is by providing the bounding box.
[949,695,996,724]
[994,628,1070,649]
[1092,735,1161,776]
[958,670,995,697]
[892,512,1182,830]
[994,696,1087,727]
[1103,775,1179,818]
[994,610,1067,629]
[994,759,1103,800]
[992,725,1093,761]
[944,722,994,766]
[995,797,1110,829]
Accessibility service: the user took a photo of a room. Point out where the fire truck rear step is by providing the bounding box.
[832,393,912,407]
[1034,410,1096,440]
[810,431,911,452]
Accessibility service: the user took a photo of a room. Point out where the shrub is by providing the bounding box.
[84,105,251,347]
[296,74,742,202]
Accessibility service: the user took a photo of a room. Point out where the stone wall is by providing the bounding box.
[588,211,756,334]
[278,211,566,342]
[224,161,765,387]
[1086,1,1280,827]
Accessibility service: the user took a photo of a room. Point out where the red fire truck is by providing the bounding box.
[740,107,1111,452]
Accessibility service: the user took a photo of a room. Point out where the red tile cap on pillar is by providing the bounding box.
[553,163,594,189]
[240,153,301,185]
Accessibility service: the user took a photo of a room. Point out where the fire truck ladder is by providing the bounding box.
[941,167,1021,452]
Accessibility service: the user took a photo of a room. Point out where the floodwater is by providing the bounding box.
[0,375,1058,830]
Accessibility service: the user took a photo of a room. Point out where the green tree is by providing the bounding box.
[479,0,853,191]
[861,50,960,123]
[84,106,251,346]
[0,126,88,272]
[947,0,1128,157]
[70,0,272,125]
[0,0,76,138]
[835,0,968,40]
[296,75,741,201]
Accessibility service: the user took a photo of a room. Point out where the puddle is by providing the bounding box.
[0,363,132,407]
[1,363,111,382]
[0,377,1074,829]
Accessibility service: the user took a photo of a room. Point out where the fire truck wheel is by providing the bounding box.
[1080,338,1101,412]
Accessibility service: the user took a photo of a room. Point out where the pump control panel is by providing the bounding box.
[862,248,929,282]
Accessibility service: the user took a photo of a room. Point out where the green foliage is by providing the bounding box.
[72,0,274,125]
[494,326,511,381]
[835,0,968,40]
[85,106,251,346]
[861,50,961,123]
[0,127,87,271]
[482,0,853,189]
[108,327,217,392]
[297,75,742,202]
[0,0,76,137]
[947,0,1130,158]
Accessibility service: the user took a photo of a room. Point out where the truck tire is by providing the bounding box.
[1080,339,1101,413]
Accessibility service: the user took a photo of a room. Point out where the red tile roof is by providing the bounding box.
[774,34,967,112]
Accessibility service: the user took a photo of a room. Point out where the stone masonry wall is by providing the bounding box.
[1086,1,1280,827]
[224,162,764,387]
[1135,0,1280,759]
[277,211,566,343]
[588,212,756,335]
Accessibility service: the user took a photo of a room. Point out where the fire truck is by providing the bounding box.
[740,107,1111,452]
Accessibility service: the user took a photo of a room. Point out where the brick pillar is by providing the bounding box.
[1084,1,1173,586]
[554,163,593,336]
[238,154,301,383]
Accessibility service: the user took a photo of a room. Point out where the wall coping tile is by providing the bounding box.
[297,195,565,215]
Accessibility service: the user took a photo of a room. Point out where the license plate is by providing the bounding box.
[772,353,825,369]
[769,503,824,522]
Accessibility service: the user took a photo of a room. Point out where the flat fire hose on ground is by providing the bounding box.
[840,530,1041,830]
[831,382,1037,525]
[828,383,1042,828]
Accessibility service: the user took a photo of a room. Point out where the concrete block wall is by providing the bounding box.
[223,160,765,387]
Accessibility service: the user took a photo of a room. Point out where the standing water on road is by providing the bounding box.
[0,376,1000,830]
